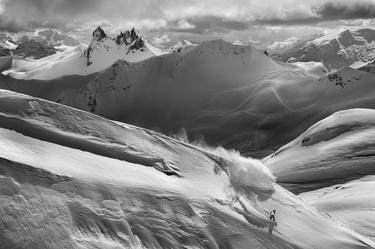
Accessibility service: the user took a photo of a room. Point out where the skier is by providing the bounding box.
[268,210,277,237]
[264,50,269,56]
[269,210,276,221]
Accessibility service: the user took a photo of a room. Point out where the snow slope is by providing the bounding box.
[0,90,373,248]
[4,40,375,157]
[264,108,375,193]
[269,28,375,70]
[300,176,375,241]
[4,27,163,80]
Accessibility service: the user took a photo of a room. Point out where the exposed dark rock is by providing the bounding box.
[92,26,107,42]
[0,46,11,56]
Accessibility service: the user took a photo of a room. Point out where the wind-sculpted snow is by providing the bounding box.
[300,176,375,241]
[0,158,294,249]
[264,108,375,194]
[0,90,374,249]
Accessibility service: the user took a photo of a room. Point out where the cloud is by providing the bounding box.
[253,0,375,26]
[0,16,25,32]
[167,16,250,34]
[316,1,375,20]
[1,0,375,45]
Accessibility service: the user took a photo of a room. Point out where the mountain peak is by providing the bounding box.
[115,28,140,45]
[92,26,107,41]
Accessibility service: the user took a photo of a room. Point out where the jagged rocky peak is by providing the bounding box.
[92,26,107,41]
[115,28,143,47]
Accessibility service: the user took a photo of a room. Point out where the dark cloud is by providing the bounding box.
[0,0,166,33]
[168,16,250,34]
[253,17,322,26]
[254,1,375,26]
[1,0,375,45]
[316,1,375,20]
[0,16,25,32]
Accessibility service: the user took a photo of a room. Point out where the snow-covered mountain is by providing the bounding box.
[36,29,81,47]
[4,27,164,80]
[264,108,375,193]
[0,89,373,249]
[4,39,375,157]
[15,29,81,47]
[168,40,196,53]
[83,26,163,67]
[13,40,57,59]
[269,28,375,70]
[0,33,17,50]
[0,39,328,156]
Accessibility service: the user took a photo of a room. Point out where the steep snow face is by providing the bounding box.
[269,28,375,70]
[300,176,375,241]
[0,90,373,249]
[4,27,163,80]
[264,108,375,193]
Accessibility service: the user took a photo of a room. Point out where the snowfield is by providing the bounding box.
[264,109,375,193]
[300,176,375,241]
[0,90,373,248]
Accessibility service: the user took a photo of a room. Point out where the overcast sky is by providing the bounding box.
[1,0,375,47]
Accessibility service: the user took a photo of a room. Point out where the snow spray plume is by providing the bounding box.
[172,129,276,200]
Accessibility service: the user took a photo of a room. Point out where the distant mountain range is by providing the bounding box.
[268,28,375,71]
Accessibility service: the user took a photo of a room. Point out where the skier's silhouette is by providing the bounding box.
[269,210,276,221]
[268,210,277,237]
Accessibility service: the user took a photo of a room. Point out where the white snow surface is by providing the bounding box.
[264,108,375,193]
[269,28,375,70]
[4,33,163,80]
[300,176,375,241]
[0,90,373,248]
